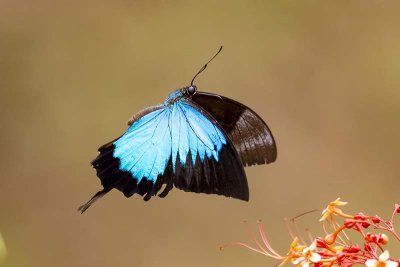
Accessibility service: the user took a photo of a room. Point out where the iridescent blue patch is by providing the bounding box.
[113,99,227,184]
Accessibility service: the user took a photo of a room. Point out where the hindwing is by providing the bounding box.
[192,92,277,166]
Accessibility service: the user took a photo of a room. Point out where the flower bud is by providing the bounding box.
[395,204,400,214]
[354,213,366,220]
[371,216,381,223]
[344,219,355,229]
[378,234,389,245]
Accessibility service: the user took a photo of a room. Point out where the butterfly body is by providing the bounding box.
[79,85,277,213]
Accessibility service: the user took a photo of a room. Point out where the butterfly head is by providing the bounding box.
[185,85,197,96]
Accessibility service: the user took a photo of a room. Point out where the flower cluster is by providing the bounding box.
[222,198,400,267]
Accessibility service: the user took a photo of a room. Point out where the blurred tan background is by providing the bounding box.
[1,1,400,266]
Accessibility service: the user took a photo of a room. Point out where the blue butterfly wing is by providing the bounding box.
[90,99,248,203]
[89,106,170,202]
[114,108,171,185]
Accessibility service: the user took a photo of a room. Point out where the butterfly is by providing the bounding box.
[79,47,277,213]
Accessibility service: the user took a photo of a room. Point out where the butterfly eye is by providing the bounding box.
[188,86,196,95]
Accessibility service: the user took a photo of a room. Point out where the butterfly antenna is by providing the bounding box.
[190,46,223,86]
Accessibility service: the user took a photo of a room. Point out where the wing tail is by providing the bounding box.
[78,188,111,214]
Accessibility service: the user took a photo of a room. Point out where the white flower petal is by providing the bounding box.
[309,241,317,251]
[379,250,390,261]
[386,260,399,267]
[365,259,378,267]
[293,257,304,264]
[309,252,321,263]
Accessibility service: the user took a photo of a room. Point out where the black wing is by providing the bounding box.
[192,92,277,167]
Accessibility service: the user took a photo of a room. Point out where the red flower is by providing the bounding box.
[226,199,400,267]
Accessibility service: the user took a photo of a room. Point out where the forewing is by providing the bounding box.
[113,108,172,184]
[92,107,173,200]
[192,92,277,166]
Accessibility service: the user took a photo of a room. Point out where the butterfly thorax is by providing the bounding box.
[163,86,197,105]
[128,87,195,126]
[163,89,185,105]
